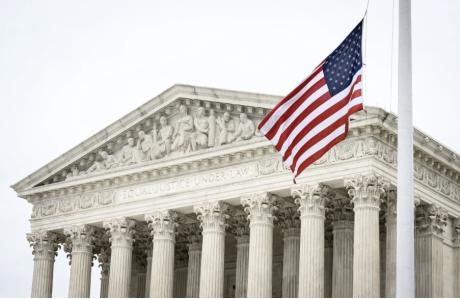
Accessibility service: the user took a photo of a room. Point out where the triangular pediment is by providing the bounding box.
[12,84,282,193]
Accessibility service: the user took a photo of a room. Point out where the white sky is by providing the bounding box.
[1,0,459,297]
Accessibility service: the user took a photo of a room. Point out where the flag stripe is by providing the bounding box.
[278,71,362,158]
[259,66,324,131]
[258,19,364,180]
[290,94,363,171]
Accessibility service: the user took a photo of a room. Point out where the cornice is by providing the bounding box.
[11,84,459,206]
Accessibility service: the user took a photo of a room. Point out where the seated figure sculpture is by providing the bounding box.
[233,113,255,141]
[172,104,194,153]
[216,112,235,146]
[137,130,154,161]
[118,137,138,165]
[191,107,209,151]
[151,116,174,159]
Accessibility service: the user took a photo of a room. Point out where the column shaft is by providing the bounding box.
[385,207,396,297]
[186,243,201,298]
[145,248,153,298]
[292,184,331,298]
[100,271,109,298]
[195,201,227,298]
[27,232,58,298]
[242,193,277,298]
[98,248,110,298]
[66,225,94,298]
[332,221,353,298]
[346,175,387,298]
[299,211,324,297]
[31,255,55,298]
[150,238,175,297]
[414,204,447,298]
[353,205,380,297]
[235,235,249,298]
[68,250,93,297]
[104,218,135,298]
[282,228,299,298]
[146,210,176,298]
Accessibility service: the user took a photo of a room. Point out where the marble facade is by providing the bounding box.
[13,85,460,298]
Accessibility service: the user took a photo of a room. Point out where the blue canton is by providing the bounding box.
[323,20,363,96]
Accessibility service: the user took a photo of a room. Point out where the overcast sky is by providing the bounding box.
[1,0,459,297]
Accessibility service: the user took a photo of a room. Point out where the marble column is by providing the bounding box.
[98,248,110,298]
[135,264,147,297]
[194,201,228,298]
[27,231,59,298]
[144,246,153,298]
[385,190,396,298]
[242,192,278,298]
[292,183,333,298]
[186,242,201,298]
[65,225,95,298]
[277,206,300,298]
[145,210,177,298]
[103,217,136,298]
[230,212,250,298]
[415,204,447,298]
[324,225,333,298]
[180,222,202,298]
[330,197,354,298]
[455,223,460,298]
[345,174,387,298]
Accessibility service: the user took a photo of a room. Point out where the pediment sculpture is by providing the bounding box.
[60,102,263,184]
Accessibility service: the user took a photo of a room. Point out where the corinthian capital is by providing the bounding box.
[145,210,177,240]
[64,225,95,253]
[291,183,334,217]
[177,222,202,244]
[26,231,60,260]
[329,197,353,222]
[194,201,229,232]
[345,174,389,208]
[103,217,136,246]
[227,210,250,237]
[241,192,278,224]
[277,206,300,230]
[415,204,448,236]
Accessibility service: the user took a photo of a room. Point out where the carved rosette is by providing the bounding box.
[103,217,136,247]
[291,183,334,218]
[415,204,448,236]
[27,231,60,261]
[194,201,229,232]
[277,206,300,237]
[145,210,177,241]
[241,192,278,225]
[345,174,389,209]
[64,225,95,255]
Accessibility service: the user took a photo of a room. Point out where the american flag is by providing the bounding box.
[258,20,364,180]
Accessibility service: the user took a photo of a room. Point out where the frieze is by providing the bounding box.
[30,136,460,220]
[42,101,265,186]
[32,190,115,219]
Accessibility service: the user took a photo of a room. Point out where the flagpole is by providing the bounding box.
[396,0,415,297]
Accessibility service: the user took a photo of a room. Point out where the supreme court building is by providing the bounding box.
[12,85,460,298]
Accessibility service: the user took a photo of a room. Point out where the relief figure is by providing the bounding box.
[191,107,209,151]
[172,104,194,152]
[217,112,235,146]
[233,113,255,141]
[152,116,173,158]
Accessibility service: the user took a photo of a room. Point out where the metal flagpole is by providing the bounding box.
[396,0,415,297]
